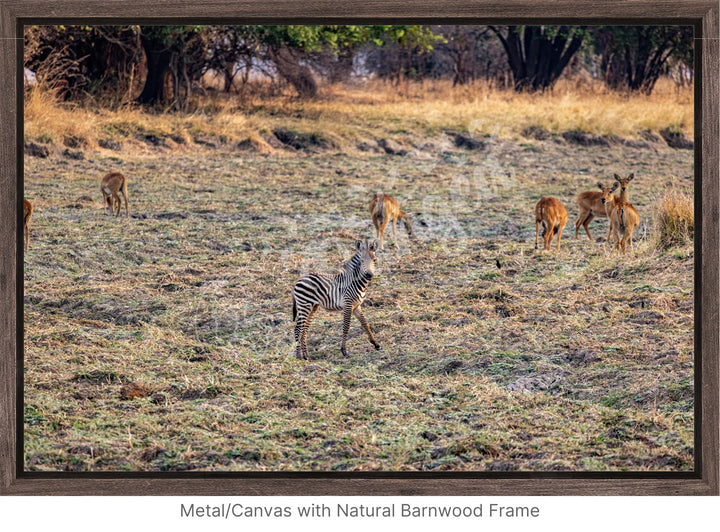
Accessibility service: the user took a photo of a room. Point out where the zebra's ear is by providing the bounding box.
[369,239,379,252]
[356,240,363,251]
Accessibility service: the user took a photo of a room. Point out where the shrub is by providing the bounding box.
[653,189,694,249]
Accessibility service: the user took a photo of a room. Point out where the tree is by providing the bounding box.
[435,25,492,86]
[24,25,141,101]
[136,26,206,109]
[365,26,444,88]
[202,26,261,92]
[489,25,586,92]
[252,25,381,98]
[593,26,693,94]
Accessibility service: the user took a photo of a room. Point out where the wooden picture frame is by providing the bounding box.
[1,0,717,496]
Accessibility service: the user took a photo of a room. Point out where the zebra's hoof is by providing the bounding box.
[340,347,348,357]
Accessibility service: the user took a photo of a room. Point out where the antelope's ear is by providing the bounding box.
[611,182,619,191]
[356,240,364,251]
[597,182,605,191]
[627,173,635,181]
[613,173,621,181]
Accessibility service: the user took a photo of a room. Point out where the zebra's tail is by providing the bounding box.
[292,296,297,321]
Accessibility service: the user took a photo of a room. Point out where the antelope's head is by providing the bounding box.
[613,173,634,194]
[599,182,619,205]
[401,213,414,237]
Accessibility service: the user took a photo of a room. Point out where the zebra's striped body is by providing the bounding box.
[292,239,381,359]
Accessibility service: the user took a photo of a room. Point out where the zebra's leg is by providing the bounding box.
[340,304,353,357]
[354,306,380,351]
[295,303,316,360]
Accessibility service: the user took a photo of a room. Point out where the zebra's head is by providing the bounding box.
[355,239,379,276]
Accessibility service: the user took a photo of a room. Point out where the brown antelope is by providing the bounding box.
[369,193,413,250]
[534,197,568,251]
[575,173,634,241]
[100,171,129,218]
[23,198,33,251]
[575,181,619,241]
[600,186,640,253]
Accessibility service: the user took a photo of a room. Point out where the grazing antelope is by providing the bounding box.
[23,198,33,251]
[100,171,129,218]
[369,193,413,250]
[292,239,381,360]
[534,197,568,251]
[600,187,640,254]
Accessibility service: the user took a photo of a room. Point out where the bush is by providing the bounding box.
[653,189,694,249]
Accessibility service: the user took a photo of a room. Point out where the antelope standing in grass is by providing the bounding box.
[575,173,634,241]
[369,193,413,250]
[292,239,381,360]
[23,198,33,251]
[100,171,129,218]
[601,186,640,254]
[534,197,568,251]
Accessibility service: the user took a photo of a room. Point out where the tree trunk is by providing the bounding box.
[491,25,584,92]
[269,46,318,99]
[137,34,172,105]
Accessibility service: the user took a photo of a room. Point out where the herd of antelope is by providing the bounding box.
[535,173,639,253]
[23,168,639,361]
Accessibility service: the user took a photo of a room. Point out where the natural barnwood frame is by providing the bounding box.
[0,0,717,496]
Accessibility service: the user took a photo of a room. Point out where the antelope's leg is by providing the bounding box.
[582,213,595,241]
[544,221,553,250]
[557,222,565,251]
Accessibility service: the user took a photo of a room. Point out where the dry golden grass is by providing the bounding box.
[23,127,694,472]
[653,188,694,250]
[22,76,695,472]
[24,78,693,153]
[316,78,693,139]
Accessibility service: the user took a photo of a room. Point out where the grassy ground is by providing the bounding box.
[23,83,694,472]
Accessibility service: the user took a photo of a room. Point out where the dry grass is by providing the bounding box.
[23,107,694,472]
[652,188,694,250]
[24,78,693,155]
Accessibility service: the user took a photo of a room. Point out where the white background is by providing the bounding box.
[1,495,719,531]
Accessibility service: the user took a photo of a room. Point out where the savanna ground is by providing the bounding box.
[23,80,694,472]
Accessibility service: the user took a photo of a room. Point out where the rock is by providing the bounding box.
[25,142,51,158]
[377,138,408,155]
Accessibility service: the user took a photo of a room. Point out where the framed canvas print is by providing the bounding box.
[1,0,717,496]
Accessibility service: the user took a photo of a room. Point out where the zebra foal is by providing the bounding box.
[292,239,381,360]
